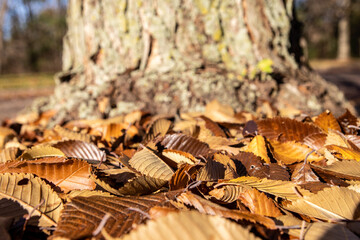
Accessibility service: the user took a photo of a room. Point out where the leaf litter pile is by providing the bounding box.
[1,100,360,239]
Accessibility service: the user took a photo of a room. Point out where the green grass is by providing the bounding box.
[0,73,55,90]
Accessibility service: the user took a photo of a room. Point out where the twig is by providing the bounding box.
[275,225,301,230]
[299,220,306,240]
[348,125,360,130]
[23,198,45,231]
[93,213,111,236]
[293,186,304,198]
[127,207,151,219]
[304,149,316,165]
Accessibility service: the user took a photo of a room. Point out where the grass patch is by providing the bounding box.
[0,73,55,90]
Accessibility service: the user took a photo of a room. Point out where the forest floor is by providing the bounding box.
[0,60,359,122]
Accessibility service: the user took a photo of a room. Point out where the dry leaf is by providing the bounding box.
[129,147,174,181]
[291,163,320,185]
[256,117,322,142]
[52,140,106,163]
[0,157,95,192]
[314,111,341,133]
[238,188,283,217]
[284,187,360,220]
[119,211,261,240]
[269,140,324,164]
[161,134,210,158]
[51,192,177,239]
[222,176,311,201]
[337,109,358,134]
[18,145,66,160]
[245,135,271,164]
[0,173,63,227]
[177,191,276,229]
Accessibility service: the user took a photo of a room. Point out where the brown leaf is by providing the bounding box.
[337,109,358,134]
[52,140,106,163]
[144,118,172,143]
[161,134,210,158]
[209,185,248,203]
[197,158,226,181]
[0,127,17,149]
[291,162,320,185]
[161,149,197,166]
[303,133,327,152]
[176,191,276,229]
[314,111,341,133]
[51,192,178,239]
[199,115,227,137]
[256,117,322,142]
[54,125,96,143]
[0,157,95,192]
[238,188,283,217]
[169,163,201,190]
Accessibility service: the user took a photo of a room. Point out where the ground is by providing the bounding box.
[0,60,359,122]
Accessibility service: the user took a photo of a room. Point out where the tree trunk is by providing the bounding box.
[0,0,7,73]
[337,0,351,61]
[34,0,355,125]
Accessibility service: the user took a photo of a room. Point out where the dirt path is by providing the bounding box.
[314,61,360,113]
[0,88,53,122]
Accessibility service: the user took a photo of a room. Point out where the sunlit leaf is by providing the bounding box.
[269,140,324,164]
[245,135,270,164]
[129,148,174,181]
[0,157,95,192]
[119,211,261,240]
[314,111,341,133]
[51,192,177,239]
[223,176,311,201]
[0,173,63,227]
[284,187,360,220]
[238,188,282,217]
[161,134,210,158]
[256,117,322,142]
[52,140,106,163]
[176,192,276,229]
[18,145,66,160]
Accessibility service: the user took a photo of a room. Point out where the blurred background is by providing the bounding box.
[0,0,359,120]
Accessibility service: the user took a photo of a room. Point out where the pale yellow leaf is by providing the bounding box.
[284,187,360,220]
[245,135,270,164]
[129,148,174,181]
[0,173,63,227]
[221,176,311,201]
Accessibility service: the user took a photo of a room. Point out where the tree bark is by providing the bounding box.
[33,0,355,125]
[0,0,7,73]
[337,0,351,60]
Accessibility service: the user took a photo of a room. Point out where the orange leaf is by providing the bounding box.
[239,188,283,218]
[245,135,271,164]
[256,117,322,142]
[269,140,324,164]
[0,157,95,192]
[314,111,341,133]
[326,145,360,161]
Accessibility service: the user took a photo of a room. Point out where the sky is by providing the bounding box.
[3,0,67,39]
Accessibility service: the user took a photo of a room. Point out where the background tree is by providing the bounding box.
[297,0,360,59]
[33,0,355,125]
[1,0,66,73]
[0,0,7,73]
